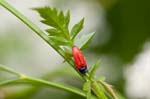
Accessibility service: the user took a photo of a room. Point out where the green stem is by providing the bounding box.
[0,0,58,54]
[25,76,86,97]
[0,64,95,98]
[0,76,87,98]
[0,78,19,86]
[0,64,21,76]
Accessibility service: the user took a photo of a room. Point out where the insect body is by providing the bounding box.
[72,46,88,74]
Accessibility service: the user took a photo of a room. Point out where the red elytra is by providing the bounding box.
[72,46,88,74]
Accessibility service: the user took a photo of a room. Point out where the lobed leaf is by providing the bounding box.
[34,7,70,40]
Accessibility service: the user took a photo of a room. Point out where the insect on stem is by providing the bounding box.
[72,46,88,74]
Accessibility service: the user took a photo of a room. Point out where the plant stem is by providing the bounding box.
[0,64,21,76]
[0,76,86,98]
[0,0,58,55]
[0,78,19,86]
[24,76,86,97]
[0,64,96,98]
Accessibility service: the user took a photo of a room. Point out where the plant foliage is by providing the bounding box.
[33,7,95,50]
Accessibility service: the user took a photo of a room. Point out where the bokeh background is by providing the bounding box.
[0,0,150,99]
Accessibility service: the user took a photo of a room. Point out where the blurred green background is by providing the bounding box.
[0,0,150,99]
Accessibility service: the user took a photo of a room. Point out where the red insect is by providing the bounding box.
[72,46,88,74]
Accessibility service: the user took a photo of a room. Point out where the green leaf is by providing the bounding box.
[89,59,101,78]
[71,18,84,40]
[50,36,71,46]
[98,81,117,99]
[33,7,70,40]
[58,11,65,26]
[36,7,57,25]
[65,10,70,27]
[75,32,95,50]
[83,81,91,99]
[46,28,63,37]
[34,7,60,29]
[92,80,107,99]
